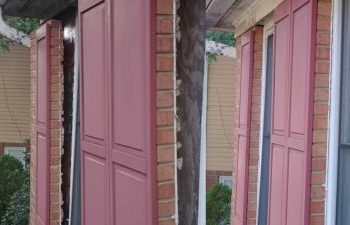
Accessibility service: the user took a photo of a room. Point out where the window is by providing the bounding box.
[4,146,26,166]
[219,176,232,189]
[336,0,350,223]
[258,32,274,225]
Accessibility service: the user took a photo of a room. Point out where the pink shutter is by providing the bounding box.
[79,0,156,225]
[36,23,51,225]
[232,29,254,225]
[268,0,316,224]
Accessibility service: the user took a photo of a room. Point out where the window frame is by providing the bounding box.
[326,0,343,224]
[256,20,274,225]
[4,146,27,166]
[219,175,232,189]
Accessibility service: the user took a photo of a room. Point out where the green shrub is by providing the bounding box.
[0,170,29,225]
[206,183,232,225]
[0,155,26,219]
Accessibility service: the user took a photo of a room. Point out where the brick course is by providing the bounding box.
[310,0,332,224]
[156,0,177,224]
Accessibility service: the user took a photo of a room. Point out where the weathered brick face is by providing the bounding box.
[30,20,64,225]
[156,0,177,224]
[310,1,332,224]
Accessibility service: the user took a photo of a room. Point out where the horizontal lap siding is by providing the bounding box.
[0,44,30,144]
[206,55,237,172]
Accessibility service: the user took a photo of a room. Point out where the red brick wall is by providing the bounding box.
[30,20,64,225]
[156,0,177,224]
[310,0,332,224]
[206,170,232,191]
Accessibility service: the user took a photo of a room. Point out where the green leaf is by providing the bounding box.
[0,16,40,52]
[206,31,235,47]
[0,155,26,220]
[206,183,232,225]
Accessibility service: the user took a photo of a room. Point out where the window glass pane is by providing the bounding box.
[219,176,232,189]
[4,147,26,166]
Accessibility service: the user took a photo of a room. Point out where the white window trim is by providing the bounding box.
[256,20,274,225]
[4,146,26,165]
[219,175,232,186]
[326,0,342,224]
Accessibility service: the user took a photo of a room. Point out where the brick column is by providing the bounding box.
[310,1,332,224]
[30,20,64,225]
[247,26,263,225]
[156,0,177,225]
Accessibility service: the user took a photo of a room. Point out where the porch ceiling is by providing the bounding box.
[0,0,76,19]
[207,0,284,35]
[206,0,238,30]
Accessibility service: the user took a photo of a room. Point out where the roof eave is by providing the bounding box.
[207,0,284,36]
[1,0,76,19]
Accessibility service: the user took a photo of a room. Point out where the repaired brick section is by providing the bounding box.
[310,0,332,224]
[30,20,64,225]
[156,0,176,224]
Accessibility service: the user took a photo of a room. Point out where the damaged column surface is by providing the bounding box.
[176,0,205,224]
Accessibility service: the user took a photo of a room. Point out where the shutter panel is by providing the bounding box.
[268,0,316,225]
[232,29,254,225]
[79,0,156,224]
[36,23,51,225]
[111,1,155,224]
[79,2,109,224]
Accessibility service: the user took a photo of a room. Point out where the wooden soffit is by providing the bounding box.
[207,0,285,36]
[1,0,76,19]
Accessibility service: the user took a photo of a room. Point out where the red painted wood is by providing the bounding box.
[268,0,316,225]
[36,23,51,225]
[232,29,254,225]
[79,0,156,224]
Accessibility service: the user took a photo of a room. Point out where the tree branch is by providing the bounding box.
[206,39,236,58]
[0,8,30,47]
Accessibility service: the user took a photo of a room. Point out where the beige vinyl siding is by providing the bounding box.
[0,44,30,144]
[206,55,238,172]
